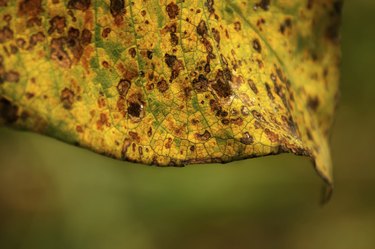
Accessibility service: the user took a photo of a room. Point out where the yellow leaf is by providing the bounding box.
[0,0,341,187]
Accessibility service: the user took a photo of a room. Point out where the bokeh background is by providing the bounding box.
[1,1,375,248]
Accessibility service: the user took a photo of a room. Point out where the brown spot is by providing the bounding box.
[96,113,110,130]
[254,0,270,11]
[240,132,253,145]
[279,18,292,34]
[110,0,125,17]
[129,131,140,142]
[67,0,91,11]
[252,39,262,53]
[165,53,177,68]
[211,28,220,45]
[264,128,279,143]
[165,138,173,149]
[205,0,215,14]
[164,54,184,81]
[265,83,274,100]
[147,127,152,137]
[127,102,142,117]
[81,29,92,46]
[157,79,169,93]
[192,74,208,92]
[48,16,66,35]
[5,71,20,83]
[147,50,153,59]
[195,130,211,141]
[27,31,45,50]
[212,69,233,98]
[102,27,111,38]
[197,20,208,37]
[18,0,43,16]
[170,32,179,46]
[66,27,84,61]
[248,79,258,94]
[0,26,13,43]
[0,0,8,7]
[60,88,75,109]
[166,2,179,19]
[76,125,83,133]
[0,97,18,124]
[51,38,72,68]
[190,145,195,152]
[307,96,320,111]
[230,117,243,126]
[128,47,136,58]
[117,79,131,96]
[234,21,241,31]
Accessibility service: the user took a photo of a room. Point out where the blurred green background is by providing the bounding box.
[1,1,375,248]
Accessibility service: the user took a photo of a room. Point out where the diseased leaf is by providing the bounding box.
[0,0,341,185]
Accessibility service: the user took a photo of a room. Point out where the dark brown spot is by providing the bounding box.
[0,26,13,43]
[51,37,72,68]
[110,0,125,17]
[5,71,20,83]
[265,83,274,100]
[128,47,136,58]
[190,145,195,152]
[195,130,211,141]
[81,29,92,46]
[170,32,179,46]
[117,79,131,96]
[165,53,177,68]
[165,138,173,149]
[234,21,241,31]
[147,127,152,137]
[307,96,320,111]
[48,15,66,35]
[205,0,215,14]
[252,39,262,53]
[197,20,208,37]
[192,74,208,92]
[102,27,111,38]
[254,0,270,11]
[264,128,279,143]
[127,102,141,117]
[240,132,253,145]
[248,79,258,94]
[67,0,90,11]
[157,79,169,93]
[0,97,18,124]
[147,50,153,59]
[166,2,179,19]
[279,18,292,34]
[60,88,75,109]
[212,69,233,98]
[211,28,220,45]
[18,0,43,16]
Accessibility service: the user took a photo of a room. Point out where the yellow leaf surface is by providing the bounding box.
[0,0,341,186]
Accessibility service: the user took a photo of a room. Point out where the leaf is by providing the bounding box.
[0,0,341,185]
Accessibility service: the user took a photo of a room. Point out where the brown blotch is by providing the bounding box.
[166,2,179,19]
[102,27,111,38]
[265,83,274,100]
[264,128,279,143]
[51,38,72,68]
[248,79,258,94]
[192,74,208,92]
[67,0,91,11]
[128,47,136,58]
[60,88,75,109]
[117,79,131,96]
[234,21,241,31]
[0,97,18,124]
[165,138,173,149]
[197,20,208,37]
[0,26,13,43]
[110,0,125,17]
[254,0,270,11]
[307,96,320,111]
[48,15,66,34]
[18,0,43,16]
[127,102,142,118]
[205,0,215,14]
[81,29,92,46]
[157,79,169,93]
[279,18,292,34]
[212,69,233,98]
[195,130,211,141]
[240,132,253,145]
[252,39,262,53]
[5,71,20,83]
